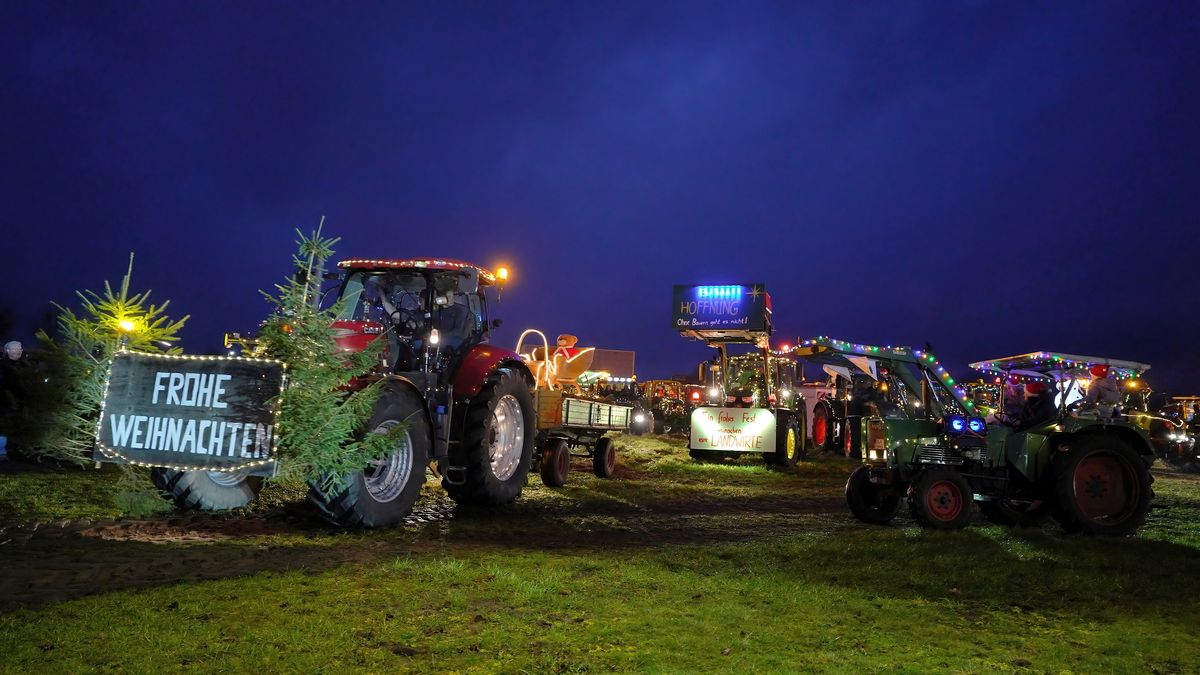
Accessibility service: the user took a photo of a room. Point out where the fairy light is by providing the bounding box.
[94,349,288,473]
[800,336,975,411]
[337,258,497,284]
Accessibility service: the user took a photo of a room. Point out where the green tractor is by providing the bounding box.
[796,339,1156,535]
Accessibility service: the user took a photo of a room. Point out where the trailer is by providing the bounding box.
[516,329,632,486]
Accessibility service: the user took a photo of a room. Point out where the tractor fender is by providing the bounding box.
[377,375,435,441]
[1054,424,1157,463]
[451,344,533,400]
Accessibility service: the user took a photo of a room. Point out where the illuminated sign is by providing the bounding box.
[673,284,770,332]
[96,352,286,471]
[689,406,776,452]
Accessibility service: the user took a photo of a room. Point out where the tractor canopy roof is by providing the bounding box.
[793,336,977,415]
[969,352,1150,382]
[337,258,498,285]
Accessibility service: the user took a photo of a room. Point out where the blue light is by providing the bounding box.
[967,417,985,434]
[947,416,966,433]
[697,285,744,299]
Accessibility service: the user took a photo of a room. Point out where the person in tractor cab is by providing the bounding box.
[431,274,479,352]
[1083,364,1122,419]
[1013,380,1057,431]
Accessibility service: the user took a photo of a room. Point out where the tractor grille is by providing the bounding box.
[915,445,964,465]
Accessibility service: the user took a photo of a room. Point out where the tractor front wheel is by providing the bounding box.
[308,389,429,528]
[1051,436,1152,536]
[444,368,536,505]
[151,468,263,511]
[765,418,801,466]
[909,467,972,530]
[845,466,900,524]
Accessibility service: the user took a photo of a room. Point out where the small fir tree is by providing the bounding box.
[259,224,400,489]
[32,254,187,464]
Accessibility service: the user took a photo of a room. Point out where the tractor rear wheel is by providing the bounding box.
[908,467,972,530]
[443,367,536,505]
[977,498,1049,527]
[308,389,429,528]
[845,466,900,524]
[811,404,834,454]
[1051,435,1152,536]
[592,437,617,478]
[151,468,263,511]
[540,438,570,487]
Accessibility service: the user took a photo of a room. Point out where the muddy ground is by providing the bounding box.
[0,454,851,613]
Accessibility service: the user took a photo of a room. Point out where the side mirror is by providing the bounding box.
[491,319,503,329]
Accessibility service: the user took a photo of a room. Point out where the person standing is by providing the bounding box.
[0,340,29,458]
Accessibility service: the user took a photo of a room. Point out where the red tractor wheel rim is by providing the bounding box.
[1073,453,1134,521]
[844,426,852,456]
[556,448,569,477]
[925,480,964,522]
[813,415,826,446]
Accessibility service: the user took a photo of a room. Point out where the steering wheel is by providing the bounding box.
[389,309,422,334]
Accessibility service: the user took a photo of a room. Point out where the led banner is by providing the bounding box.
[672,284,770,332]
[689,406,776,453]
[96,352,286,471]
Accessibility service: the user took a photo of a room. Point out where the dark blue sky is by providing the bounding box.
[3,2,1198,390]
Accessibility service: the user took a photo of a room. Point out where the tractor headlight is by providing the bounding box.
[967,417,986,434]
[634,413,646,423]
[946,415,967,434]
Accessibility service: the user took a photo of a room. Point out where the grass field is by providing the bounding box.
[2,435,1199,673]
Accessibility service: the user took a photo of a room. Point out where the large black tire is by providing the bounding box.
[443,367,536,505]
[977,498,1049,527]
[811,404,834,455]
[908,466,972,530]
[764,417,801,466]
[151,468,263,511]
[307,389,430,528]
[1051,435,1153,536]
[592,437,617,478]
[540,438,570,487]
[845,466,900,524]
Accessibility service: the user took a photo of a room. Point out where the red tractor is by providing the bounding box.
[308,258,538,527]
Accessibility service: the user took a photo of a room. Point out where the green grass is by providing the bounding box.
[2,436,1200,672]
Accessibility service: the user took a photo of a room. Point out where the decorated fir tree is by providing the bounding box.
[258,224,400,489]
[31,254,187,464]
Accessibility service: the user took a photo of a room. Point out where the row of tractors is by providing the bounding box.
[145,268,1191,537]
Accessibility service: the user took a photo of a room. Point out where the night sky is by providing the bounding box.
[3,2,1198,391]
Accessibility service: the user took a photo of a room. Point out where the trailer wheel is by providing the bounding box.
[908,467,972,530]
[592,437,617,478]
[811,404,833,454]
[977,498,1049,527]
[540,438,570,487]
[308,389,429,528]
[1051,435,1152,536]
[444,367,536,505]
[845,466,899,524]
[151,468,263,511]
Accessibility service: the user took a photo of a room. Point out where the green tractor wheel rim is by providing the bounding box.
[1073,453,1137,523]
[925,480,964,522]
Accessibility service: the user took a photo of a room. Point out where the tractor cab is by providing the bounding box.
[329,258,503,379]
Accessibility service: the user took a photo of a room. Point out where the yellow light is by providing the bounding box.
[118,319,136,333]
[1127,379,1140,389]
[497,267,509,282]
